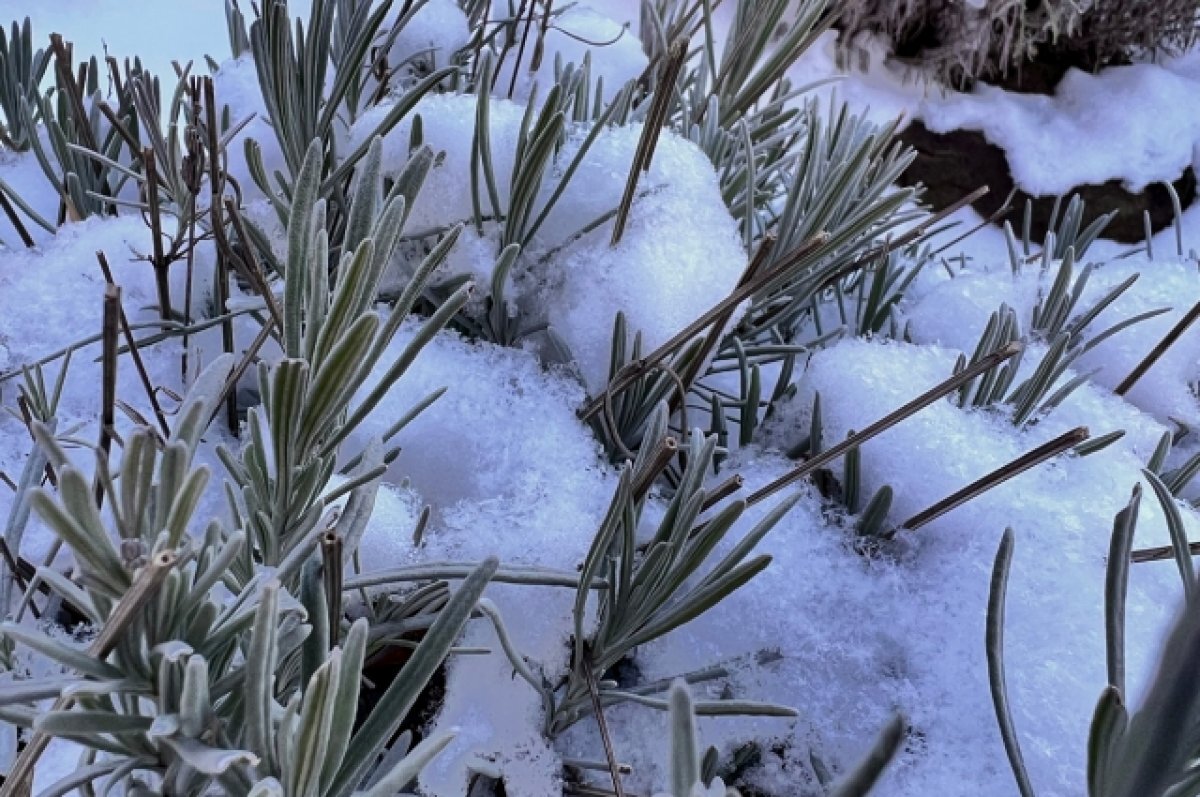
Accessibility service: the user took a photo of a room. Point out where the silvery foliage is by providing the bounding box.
[987,482,1200,797]
[217,136,470,569]
[0,133,494,795]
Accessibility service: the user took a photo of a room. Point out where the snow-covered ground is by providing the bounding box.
[3,2,1200,796]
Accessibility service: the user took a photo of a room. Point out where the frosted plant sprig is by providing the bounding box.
[782,400,896,541]
[550,403,799,737]
[817,246,929,340]
[71,66,215,321]
[470,52,630,253]
[242,0,455,241]
[953,270,1163,429]
[1135,431,1200,509]
[729,103,921,355]
[219,138,469,567]
[0,17,50,152]
[20,37,151,224]
[0,352,497,796]
[1006,194,1115,267]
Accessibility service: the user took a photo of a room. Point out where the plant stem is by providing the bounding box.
[1115,299,1200,396]
[94,284,120,508]
[96,252,171,438]
[742,342,1023,508]
[902,426,1089,531]
[610,38,687,246]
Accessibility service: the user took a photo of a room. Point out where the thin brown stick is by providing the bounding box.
[96,252,171,438]
[901,427,1090,531]
[808,186,991,299]
[94,285,120,508]
[207,314,276,428]
[16,397,57,489]
[1132,540,1200,564]
[202,77,239,432]
[321,531,344,649]
[48,35,101,154]
[930,185,1016,258]
[0,550,176,797]
[0,539,35,619]
[504,0,537,99]
[0,189,35,248]
[701,474,744,511]
[582,650,628,797]
[742,342,1024,507]
[1115,299,1200,396]
[674,235,777,406]
[610,38,687,246]
[631,437,678,501]
[177,77,206,386]
[580,232,828,423]
[142,148,171,319]
[225,198,285,332]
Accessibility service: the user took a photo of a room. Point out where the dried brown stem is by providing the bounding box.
[673,235,777,409]
[94,284,120,508]
[580,232,829,423]
[225,198,285,332]
[631,437,679,501]
[16,397,57,489]
[142,148,171,319]
[0,189,35,248]
[1115,299,1200,396]
[321,531,344,649]
[742,341,1024,507]
[1132,540,1200,564]
[701,474,744,511]
[48,35,100,154]
[96,252,171,438]
[583,650,628,797]
[207,313,277,428]
[902,426,1090,531]
[610,38,687,246]
[202,77,239,432]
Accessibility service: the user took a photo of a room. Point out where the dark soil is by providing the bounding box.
[897,120,1197,244]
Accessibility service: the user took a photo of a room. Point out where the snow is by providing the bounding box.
[211,54,289,200]
[352,93,527,235]
[356,92,748,393]
[919,63,1200,195]
[539,123,749,393]
[348,321,614,575]
[4,1,1200,796]
[379,0,471,82]
[902,256,1200,428]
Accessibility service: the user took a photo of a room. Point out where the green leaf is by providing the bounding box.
[358,732,455,797]
[0,623,123,680]
[1143,469,1196,599]
[669,680,700,797]
[36,710,153,735]
[159,735,261,775]
[245,580,281,773]
[986,529,1037,797]
[829,715,906,797]
[328,557,498,797]
[1087,686,1126,797]
[320,618,368,793]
